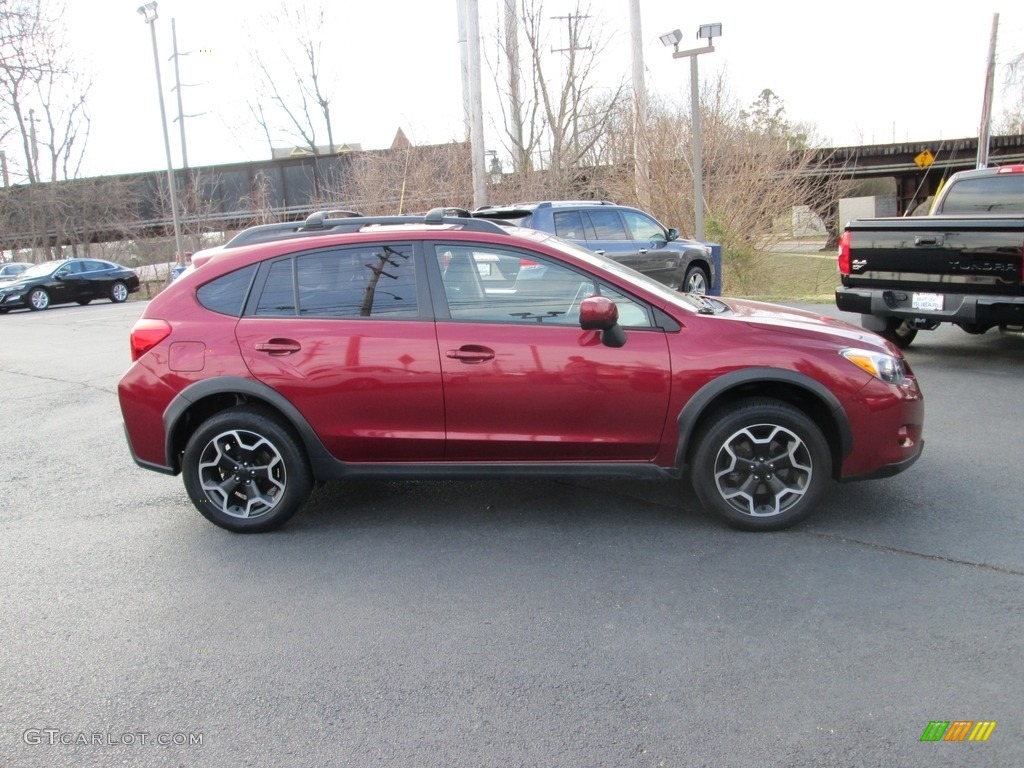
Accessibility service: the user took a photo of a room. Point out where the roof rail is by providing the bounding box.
[225,207,509,248]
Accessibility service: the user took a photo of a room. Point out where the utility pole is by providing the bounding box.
[628,0,648,210]
[977,13,999,169]
[171,18,189,169]
[552,13,590,166]
[458,0,486,208]
[505,0,525,173]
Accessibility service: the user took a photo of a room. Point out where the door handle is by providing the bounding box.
[638,248,648,254]
[254,338,302,355]
[914,235,943,246]
[594,250,606,255]
[445,345,495,363]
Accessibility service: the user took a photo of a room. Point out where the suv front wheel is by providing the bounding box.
[691,399,831,531]
[683,265,709,294]
[182,407,312,532]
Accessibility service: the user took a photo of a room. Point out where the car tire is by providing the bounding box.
[76,299,92,306]
[879,318,917,349]
[691,399,831,531]
[683,265,709,294]
[182,407,313,533]
[109,281,129,303]
[28,287,50,311]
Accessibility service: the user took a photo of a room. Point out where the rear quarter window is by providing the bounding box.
[196,264,257,316]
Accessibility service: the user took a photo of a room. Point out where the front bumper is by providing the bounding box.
[0,291,29,309]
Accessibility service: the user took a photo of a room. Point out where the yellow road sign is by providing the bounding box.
[914,149,935,169]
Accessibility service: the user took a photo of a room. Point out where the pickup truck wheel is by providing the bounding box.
[683,265,709,294]
[692,399,831,531]
[182,407,312,533]
[880,318,917,349]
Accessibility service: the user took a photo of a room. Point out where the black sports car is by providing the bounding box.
[0,259,140,313]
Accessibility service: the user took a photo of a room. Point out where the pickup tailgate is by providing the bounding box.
[841,215,1024,295]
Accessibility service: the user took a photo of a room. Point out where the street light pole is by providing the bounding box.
[138,2,185,261]
[662,24,722,243]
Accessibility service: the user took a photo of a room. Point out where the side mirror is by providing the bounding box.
[54,273,65,280]
[666,227,679,242]
[579,295,627,348]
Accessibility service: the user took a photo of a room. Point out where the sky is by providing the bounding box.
[59,1,1024,179]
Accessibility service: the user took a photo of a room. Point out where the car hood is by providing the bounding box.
[0,277,34,290]
[715,297,893,351]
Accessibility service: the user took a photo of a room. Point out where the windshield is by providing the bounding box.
[14,261,61,280]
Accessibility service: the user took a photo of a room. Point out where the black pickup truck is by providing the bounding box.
[835,165,1024,347]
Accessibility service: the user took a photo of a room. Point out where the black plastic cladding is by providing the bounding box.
[224,207,510,248]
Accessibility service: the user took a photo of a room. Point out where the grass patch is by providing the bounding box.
[724,253,838,303]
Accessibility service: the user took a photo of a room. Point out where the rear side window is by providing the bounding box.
[196,265,257,316]
[939,175,1024,213]
[553,210,586,239]
[585,210,628,240]
[296,244,417,318]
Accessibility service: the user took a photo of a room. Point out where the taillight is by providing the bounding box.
[838,231,852,275]
[995,165,1024,174]
[130,318,172,362]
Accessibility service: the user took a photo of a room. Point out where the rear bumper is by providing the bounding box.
[836,287,1024,327]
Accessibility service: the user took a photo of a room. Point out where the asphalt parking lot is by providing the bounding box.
[1,300,1021,767]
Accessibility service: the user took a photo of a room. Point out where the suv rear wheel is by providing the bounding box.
[692,399,831,531]
[182,407,312,532]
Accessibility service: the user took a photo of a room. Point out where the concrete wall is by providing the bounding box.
[838,195,897,227]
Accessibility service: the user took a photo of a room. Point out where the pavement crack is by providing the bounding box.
[806,531,1024,576]
[3,368,117,396]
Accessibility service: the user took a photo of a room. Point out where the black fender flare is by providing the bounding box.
[162,376,332,472]
[673,367,853,469]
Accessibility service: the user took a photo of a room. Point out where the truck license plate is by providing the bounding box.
[912,292,943,311]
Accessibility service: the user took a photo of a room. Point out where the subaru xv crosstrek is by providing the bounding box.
[118,209,924,533]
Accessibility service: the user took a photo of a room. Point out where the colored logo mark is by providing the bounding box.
[920,720,996,742]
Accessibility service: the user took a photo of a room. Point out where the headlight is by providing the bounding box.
[840,348,906,385]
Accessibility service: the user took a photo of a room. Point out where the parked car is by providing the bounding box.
[0,259,140,313]
[471,201,715,294]
[118,209,923,534]
[0,262,31,284]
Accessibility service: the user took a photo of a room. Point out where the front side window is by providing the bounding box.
[435,244,652,328]
[296,244,417,318]
[622,211,666,242]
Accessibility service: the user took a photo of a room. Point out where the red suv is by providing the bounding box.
[118,209,924,533]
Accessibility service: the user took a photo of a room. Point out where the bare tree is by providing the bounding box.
[245,1,336,157]
[996,51,1024,133]
[490,0,625,193]
[592,75,844,294]
[0,0,91,260]
[318,142,473,216]
[0,0,90,184]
